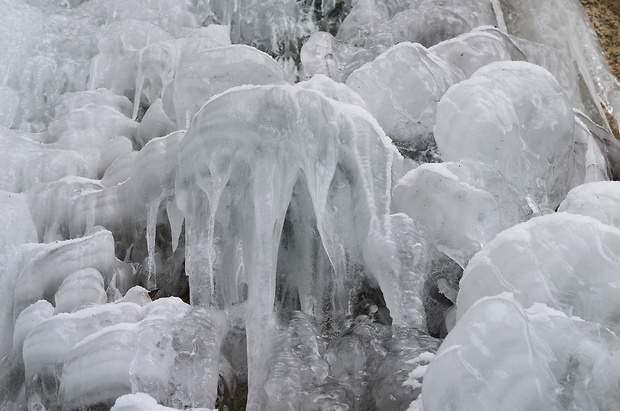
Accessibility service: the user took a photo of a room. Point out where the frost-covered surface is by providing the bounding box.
[1,0,620,410]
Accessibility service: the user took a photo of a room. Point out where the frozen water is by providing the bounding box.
[457,213,620,330]
[500,0,620,128]
[346,42,462,152]
[429,26,525,78]
[560,181,620,227]
[112,392,214,411]
[435,61,582,213]
[423,295,559,411]
[423,293,620,411]
[171,45,285,128]
[175,83,432,406]
[54,267,107,313]
[1,0,620,409]
[393,162,501,267]
[16,298,225,410]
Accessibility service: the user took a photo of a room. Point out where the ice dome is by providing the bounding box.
[1,0,620,410]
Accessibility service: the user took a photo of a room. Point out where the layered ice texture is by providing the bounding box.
[1,0,620,410]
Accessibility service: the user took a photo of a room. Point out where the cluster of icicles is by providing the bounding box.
[2,0,620,410]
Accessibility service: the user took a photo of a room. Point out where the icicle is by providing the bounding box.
[166,199,184,252]
[145,200,158,288]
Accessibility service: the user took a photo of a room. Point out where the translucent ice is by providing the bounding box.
[18,298,225,409]
[429,27,525,78]
[110,37,232,119]
[501,0,620,129]
[346,42,462,151]
[366,6,472,49]
[423,293,620,411]
[559,182,620,228]
[0,191,37,249]
[54,268,107,313]
[112,392,213,411]
[130,130,184,280]
[336,1,495,48]
[0,128,92,192]
[297,74,366,108]
[422,295,559,411]
[12,227,126,318]
[300,31,373,82]
[1,0,618,409]
[171,45,285,128]
[457,213,620,330]
[435,61,577,212]
[88,20,174,91]
[393,162,501,267]
[27,177,133,242]
[176,83,431,407]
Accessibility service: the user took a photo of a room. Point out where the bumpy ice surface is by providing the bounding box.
[1,0,620,410]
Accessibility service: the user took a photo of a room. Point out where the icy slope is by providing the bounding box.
[1,0,620,410]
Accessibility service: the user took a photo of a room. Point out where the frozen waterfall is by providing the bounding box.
[1,0,620,410]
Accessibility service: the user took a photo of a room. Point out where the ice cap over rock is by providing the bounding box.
[457,213,620,330]
[423,293,620,411]
[559,181,620,229]
[171,45,285,129]
[393,162,501,267]
[435,61,576,212]
[429,26,526,78]
[346,42,462,152]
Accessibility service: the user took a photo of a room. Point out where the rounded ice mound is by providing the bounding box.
[0,130,92,193]
[300,31,376,82]
[172,45,285,128]
[22,298,225,411]
[297,74,366,108]
[559,181,620,229]
[429,27,525,78]
[112,392,214,411]
[0,191,37,249]
[346,42,462,152]
[422,295,558,411]
[393,162,500,267]
[423,293,620,411]
[457,212,620,329]
[435,61,576,210]
[335,0,492,48]
[110,37,232,118]
[54,268,107,313]
[367,6,472,49]
[88,20,173,91]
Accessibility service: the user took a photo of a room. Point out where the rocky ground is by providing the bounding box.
[580,0,620,138]
[580,0,620,79]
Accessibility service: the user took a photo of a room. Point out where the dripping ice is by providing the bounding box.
[1,0,620,410]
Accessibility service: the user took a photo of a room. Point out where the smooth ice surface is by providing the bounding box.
[171,45,285,128]
[0,191,37,249]
[19,298,225,410]
[423,293,620,411]
[393,162,500,266]
[54,268,107,313]
[346,42,462,150]
[559,182,620,228]
[458,213,620,330]
[112,393,213,411]
[501,0,620,129]
[429,26,525,78]
[423,295,558,411]
[435,61,579,212]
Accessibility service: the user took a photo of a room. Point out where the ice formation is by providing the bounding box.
[1,0,620,410]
